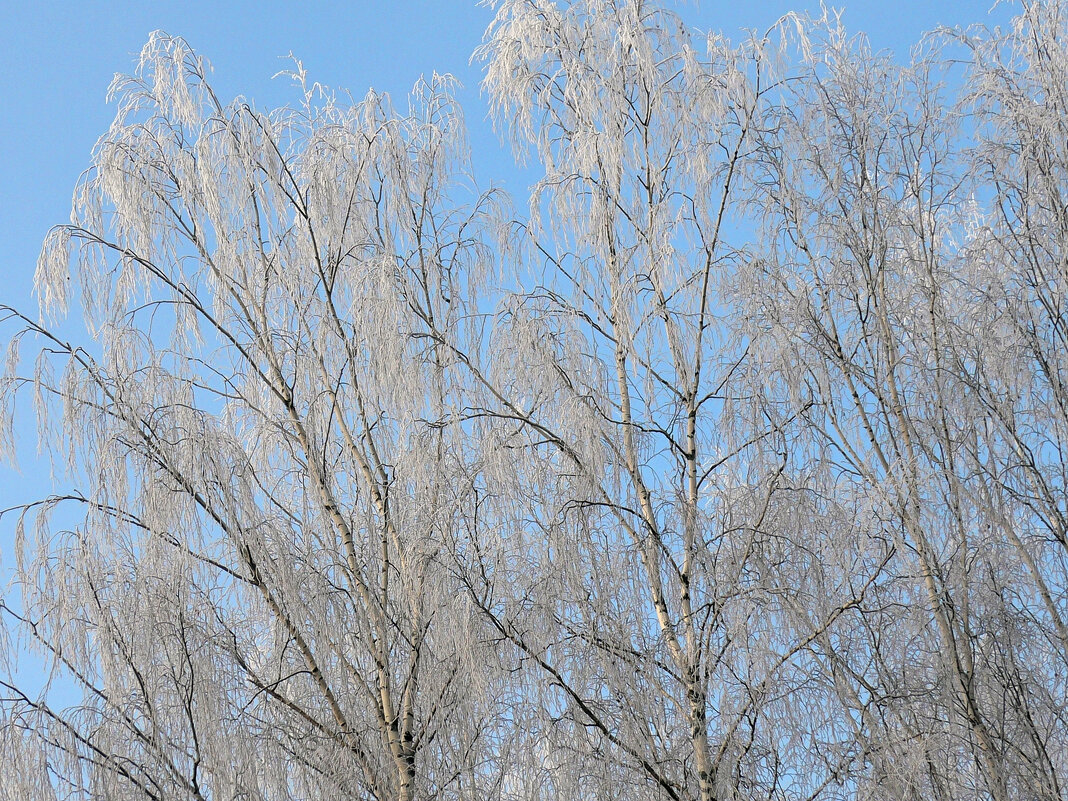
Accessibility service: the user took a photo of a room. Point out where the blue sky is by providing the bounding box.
[0,0,1009,575]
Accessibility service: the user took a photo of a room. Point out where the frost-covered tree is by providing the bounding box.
[742,5,1068,799]
[461,5,885,800]
[2,33,511,801]
[3,2,1068,801]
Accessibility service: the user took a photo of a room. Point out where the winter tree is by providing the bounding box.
[2,33,511,801]
[2,2,1066,800]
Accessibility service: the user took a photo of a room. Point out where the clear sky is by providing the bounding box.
[0,1,1009,575]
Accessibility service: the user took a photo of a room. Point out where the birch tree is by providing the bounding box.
[743,7,1068,799]
[2,33,509,801]
[461,4,892,799]
[3,3,1068,801]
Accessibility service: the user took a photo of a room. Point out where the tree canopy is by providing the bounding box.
[3,2,1068,800]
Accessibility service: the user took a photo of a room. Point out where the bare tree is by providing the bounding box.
[463,4,884,800]
[3,34,509,801]
[743,6,1068,799]
[3,3,1068,801]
